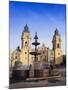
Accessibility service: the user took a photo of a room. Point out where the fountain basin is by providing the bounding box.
[32,42,40,45]
[30,52,41,55]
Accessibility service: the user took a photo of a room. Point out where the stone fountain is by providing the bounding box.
[30,32,41,77]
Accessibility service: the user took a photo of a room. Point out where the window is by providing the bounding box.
[25,41,28,46]
[27,35,29,38]
[15,56,17,59]
[58,53,60,55]
[59,38,60,41]
[51,52,53,55]
[43,51,45,54]
[57,44,60,48]
[25,52,27,54]
[25,41,27,44]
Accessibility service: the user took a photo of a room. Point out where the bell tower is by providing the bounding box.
[20,24,32,65]
[52,28,63,64]
[21,24,31,48]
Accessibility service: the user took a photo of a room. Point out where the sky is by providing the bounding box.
[9,1,66,54]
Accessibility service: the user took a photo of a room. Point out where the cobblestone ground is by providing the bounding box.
[9,77,66,89]
[9,68,66,89]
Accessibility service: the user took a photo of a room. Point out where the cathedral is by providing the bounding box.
[10,24,63,67]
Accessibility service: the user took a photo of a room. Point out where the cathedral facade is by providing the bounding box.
[10,24,63,67]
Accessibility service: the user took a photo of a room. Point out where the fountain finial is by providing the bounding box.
[34,32,38,39]
[35,32,37,35]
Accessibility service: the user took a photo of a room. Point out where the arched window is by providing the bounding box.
[25,52,27,54]
[25,41,27,44]
[57,44,60,48]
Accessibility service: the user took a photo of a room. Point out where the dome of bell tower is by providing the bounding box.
[54,28,60,36]
[23,24,30,33]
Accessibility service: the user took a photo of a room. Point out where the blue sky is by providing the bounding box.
[9,1,66,54]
